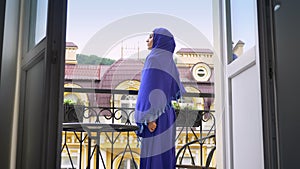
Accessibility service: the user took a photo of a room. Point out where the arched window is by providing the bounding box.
[120,95,137,123]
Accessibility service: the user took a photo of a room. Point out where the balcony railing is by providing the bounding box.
[61,87,216,169]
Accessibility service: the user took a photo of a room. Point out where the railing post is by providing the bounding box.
[87,138,91,169]
[200,113,203,166]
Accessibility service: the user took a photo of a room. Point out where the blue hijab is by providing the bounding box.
[134,28,186,132]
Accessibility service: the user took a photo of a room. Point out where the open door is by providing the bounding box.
[223,0,265,169]
[16,0,67,168]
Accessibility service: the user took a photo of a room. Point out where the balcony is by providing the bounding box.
[61,87,216,169]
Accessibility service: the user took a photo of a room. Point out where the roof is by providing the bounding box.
[176,48,213,54]
[99,65,111,79]
[98,58,144,107]
[65,59,215,107]
[65,64,102,80]
[66,42,78,48]
[99,58,144,89]
[233,40,245,51]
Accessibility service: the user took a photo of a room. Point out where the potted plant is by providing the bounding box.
[172,101,201,127]
[63,99,85,123]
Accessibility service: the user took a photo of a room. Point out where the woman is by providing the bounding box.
[135,28,185,169]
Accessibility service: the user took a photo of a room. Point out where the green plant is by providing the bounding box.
[172,101,196,110]
[64,98,86,106]
[172,101,180,110]
[63,99,76,105]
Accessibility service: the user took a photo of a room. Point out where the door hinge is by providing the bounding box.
[269,67,273,80]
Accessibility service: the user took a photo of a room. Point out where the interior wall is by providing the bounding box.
[274,1,300,168]
[0,0,20,168]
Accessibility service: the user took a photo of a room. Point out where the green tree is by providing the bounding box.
[76,54,115,65]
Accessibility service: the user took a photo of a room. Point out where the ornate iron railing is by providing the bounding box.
[61,87,216,169]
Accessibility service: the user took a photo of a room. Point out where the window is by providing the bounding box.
[179,156,197,165]
[197,68,206,77]
[119,159,136,169]
[28,0,48,49]
[120,95,137,123]
[61,153,79,169]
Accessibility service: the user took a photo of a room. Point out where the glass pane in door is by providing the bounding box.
[28,0,48,49]
[230,0,257,63]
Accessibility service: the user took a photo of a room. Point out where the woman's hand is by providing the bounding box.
[147,121,157,132]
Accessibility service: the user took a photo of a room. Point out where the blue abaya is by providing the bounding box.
[134,28,185,169]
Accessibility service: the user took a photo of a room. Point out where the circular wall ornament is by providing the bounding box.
[192,63,211,82]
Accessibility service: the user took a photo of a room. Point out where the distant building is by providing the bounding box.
[64,42,215,110]
[65,42,79,64]
[176,48,214,67]
[232,40,245,57]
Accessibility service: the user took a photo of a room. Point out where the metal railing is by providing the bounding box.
[61,87,216,169]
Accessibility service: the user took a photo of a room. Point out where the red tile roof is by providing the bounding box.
[97,58,144,107]
[99,58,144,89]
[65,64,101,80]
[64,58,214,107]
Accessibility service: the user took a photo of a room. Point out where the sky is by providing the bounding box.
[66,0,257,60]
[66,0,214,60]
[230,0,256,50]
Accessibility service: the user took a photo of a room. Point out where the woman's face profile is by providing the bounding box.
[146,32,154,50]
